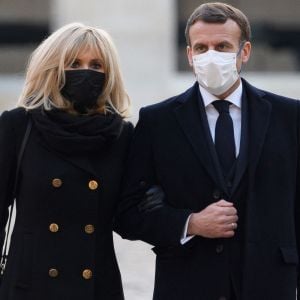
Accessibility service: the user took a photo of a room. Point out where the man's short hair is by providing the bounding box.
[185,2,251,45]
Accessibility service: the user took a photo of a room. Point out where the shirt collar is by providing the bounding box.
[199,81,243,109]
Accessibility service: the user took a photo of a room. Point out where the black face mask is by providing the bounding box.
[61,69,105,114]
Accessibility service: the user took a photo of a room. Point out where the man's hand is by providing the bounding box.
[187,200,238,238]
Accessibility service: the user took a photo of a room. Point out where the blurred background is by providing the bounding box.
[0,0,299,299]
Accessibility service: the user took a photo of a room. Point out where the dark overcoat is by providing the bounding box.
[116,79,300,300]
[0,108,133,300]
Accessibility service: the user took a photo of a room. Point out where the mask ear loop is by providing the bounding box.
[236,41,246,74]
[237,41,246,56]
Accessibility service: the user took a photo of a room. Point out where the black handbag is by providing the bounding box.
[0,117,32,279]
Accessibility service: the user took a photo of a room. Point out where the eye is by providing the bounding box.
[89,60,104,71]
[217,44,227,51]
[91,62,103,69]
[193,44,207,54]
[216,43,233,52]
[69,60,80,69]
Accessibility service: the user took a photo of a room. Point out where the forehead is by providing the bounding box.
[74,45,103,60]
[189,19,241,46]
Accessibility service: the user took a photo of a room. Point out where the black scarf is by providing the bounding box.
[30,108,124,155]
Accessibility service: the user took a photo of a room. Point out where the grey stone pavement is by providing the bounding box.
[114,234,155,300]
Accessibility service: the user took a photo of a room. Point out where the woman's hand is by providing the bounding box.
[138,185,165,212]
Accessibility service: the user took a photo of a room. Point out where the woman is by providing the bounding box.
[0,23,132,300]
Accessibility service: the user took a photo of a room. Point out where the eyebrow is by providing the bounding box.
[216,41,233,46]
[73,57,102,61]
[90,58,102,62]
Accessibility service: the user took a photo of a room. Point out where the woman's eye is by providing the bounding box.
[70,61,80,68]
[91,63,102,69]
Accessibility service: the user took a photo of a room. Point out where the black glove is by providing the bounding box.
[138,185,165,213]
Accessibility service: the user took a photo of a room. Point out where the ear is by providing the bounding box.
[187,46,193,67]
[241,41,251,63]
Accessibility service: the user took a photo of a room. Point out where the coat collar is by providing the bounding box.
[230,86,248,195]
[241,78,272,176]
[37,136,98,177]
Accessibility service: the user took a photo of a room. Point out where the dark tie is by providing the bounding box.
[212,100,236,176]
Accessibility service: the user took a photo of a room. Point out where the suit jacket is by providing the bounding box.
[116,79,300,300]
[0,108,133,300]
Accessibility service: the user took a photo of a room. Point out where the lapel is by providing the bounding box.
[58,154,98,178]
[38,136,98,177]
[231,88,249,195]
[173,82,227,193]
[242,79,272,177]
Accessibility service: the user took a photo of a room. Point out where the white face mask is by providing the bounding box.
[192,50,239,96]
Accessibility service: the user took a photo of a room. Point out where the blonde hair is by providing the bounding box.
[18,22,130,117]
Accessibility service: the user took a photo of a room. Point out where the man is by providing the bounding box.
[116,3,300,300]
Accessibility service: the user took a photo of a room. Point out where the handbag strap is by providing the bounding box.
[0,116,32,274]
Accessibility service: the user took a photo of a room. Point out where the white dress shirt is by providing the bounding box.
[181,82,243,244]
[200,83,242,155]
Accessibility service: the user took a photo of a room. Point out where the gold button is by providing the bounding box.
[85,224,95,234]
[49,223,59,233]
[88,180,98,190]
[82,269,93,280]
[52,178,62,188]
[49,268,59,278]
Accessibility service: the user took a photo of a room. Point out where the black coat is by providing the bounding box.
[116,79,300,300]
[0,108,133,300]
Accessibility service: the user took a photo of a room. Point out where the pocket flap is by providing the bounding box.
[280,247,299,264]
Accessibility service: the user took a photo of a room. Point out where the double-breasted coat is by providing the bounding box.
[116,79,300,300]
[0,108,133,300]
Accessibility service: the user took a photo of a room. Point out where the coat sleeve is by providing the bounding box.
[0,111,17,254]
[114,107,192,247]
